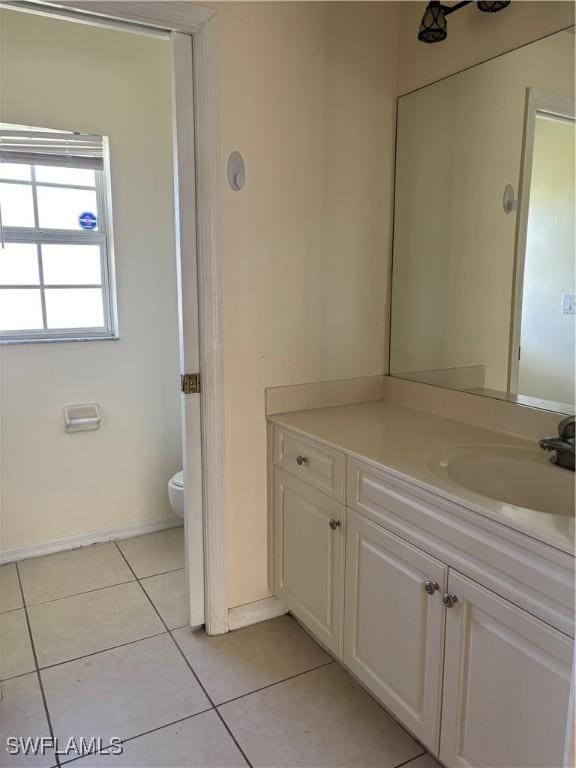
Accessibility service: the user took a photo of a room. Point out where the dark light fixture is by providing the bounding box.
[418,1,449,43]
[418,0,510,44]
[477,1,511,11]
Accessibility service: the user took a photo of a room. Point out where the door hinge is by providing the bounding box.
[181,373,201,394]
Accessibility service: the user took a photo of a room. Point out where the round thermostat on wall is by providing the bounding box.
[502,184,516,214]
[227,151,245,191]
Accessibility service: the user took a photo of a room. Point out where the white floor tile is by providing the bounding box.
[173,615,331,705]
[29,582,165,668]
[219,662,422,767]
[18,544,134,606]
[0,565,23,614]
[140,569,188,630]
[67,711,247,767]
[0,673,54,768]
[116,528,184,579]
[7,533,429,768]
[0,610,35,680]
[41,634,210,753]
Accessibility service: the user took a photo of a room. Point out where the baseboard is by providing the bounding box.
[228,596,288,631]
[0,517,183,565]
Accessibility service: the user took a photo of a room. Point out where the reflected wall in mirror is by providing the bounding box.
[389,28,575,414]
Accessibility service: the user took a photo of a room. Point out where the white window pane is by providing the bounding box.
[0,243,39,285]
[0,289,43,331]
[0,163,31,181]
[0,182,35,227]
[35,166,96,188]
[45,288,104,329]
[37,186,98,230]
[42,244,102,285]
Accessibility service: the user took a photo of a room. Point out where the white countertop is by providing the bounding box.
[268,400,575,555]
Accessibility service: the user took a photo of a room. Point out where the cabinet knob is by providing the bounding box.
[442,593,458,608]
[329,518,341,530]
[296,455,308,466]
[424,580,439,595]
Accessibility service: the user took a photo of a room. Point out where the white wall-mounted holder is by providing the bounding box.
[227,151,245,191]
[503,184,517,214]
[64,403,101,433]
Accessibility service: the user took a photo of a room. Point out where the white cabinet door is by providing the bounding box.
[344,510,447,753]
[440,571,573,768]
[273,468,345,656]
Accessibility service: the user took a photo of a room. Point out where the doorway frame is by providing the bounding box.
[1,0,229,634]
[508,86,576,396]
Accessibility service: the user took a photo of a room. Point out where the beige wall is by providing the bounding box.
[0,11,182,554]
[212,2,399,607]
[217,0,574,609]
[397,0,575,95]
[3,0,571,610]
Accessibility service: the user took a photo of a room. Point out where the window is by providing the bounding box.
[0,126,117,342]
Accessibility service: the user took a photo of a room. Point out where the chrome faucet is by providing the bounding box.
[539,416,575,471]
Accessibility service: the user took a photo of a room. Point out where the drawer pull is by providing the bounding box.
[424,580,439,595]
[329,518,341,530]
[296,455,308,466]
[443,593,459,608]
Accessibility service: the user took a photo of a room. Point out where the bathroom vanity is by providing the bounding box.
[266,22,575,768]
[267,401,574,768]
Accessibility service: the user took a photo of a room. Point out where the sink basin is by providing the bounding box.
[427,445,575,518]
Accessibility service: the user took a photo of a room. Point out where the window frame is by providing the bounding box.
[0,159,118,344]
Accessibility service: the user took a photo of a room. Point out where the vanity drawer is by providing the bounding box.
[347,457,575,637]
[273,426,345,502]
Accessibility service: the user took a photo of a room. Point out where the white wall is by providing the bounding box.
[211,1,399,607]
[519,115,575,404]
[0,11,182,554]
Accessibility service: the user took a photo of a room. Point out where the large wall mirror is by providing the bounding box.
[389,28,575,415]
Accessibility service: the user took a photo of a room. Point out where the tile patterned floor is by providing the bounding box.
[0,527,440,768]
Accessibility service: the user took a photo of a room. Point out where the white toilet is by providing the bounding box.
[168,470,184,518]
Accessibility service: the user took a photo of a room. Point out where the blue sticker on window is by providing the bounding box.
[79,212,97,230]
